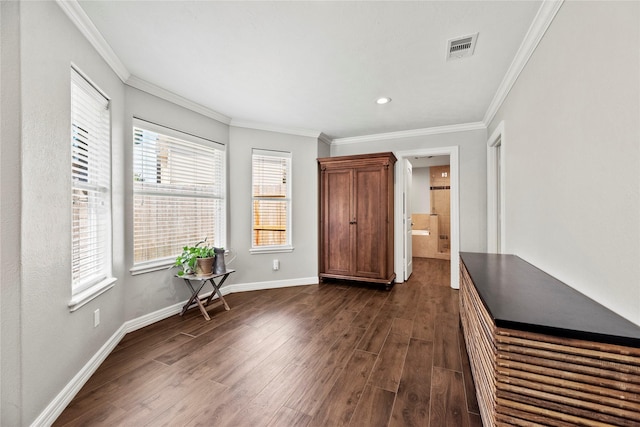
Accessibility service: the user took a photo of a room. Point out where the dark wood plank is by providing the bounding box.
[368,332,411,392]
[57,403,126,427]
[356,305,396,354]
[306,350,378,426]
[351,290,389,329]
[389,338,433,427]
[284,325,366,416]
[350,385,396,427]
[430,367,470,427]
[412,299,436,341]
[390,317,413,338]
[226,362,306,426]
[267,406,312,427]
[433,312,462,371]
[187,335,311,425]
[130,379,227,426]
[458,322,481,415]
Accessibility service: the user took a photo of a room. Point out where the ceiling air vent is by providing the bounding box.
[447,33,478,61]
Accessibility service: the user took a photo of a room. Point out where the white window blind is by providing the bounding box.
[71,68,111,294]
[133,119,226,266]
[251,149,292,250]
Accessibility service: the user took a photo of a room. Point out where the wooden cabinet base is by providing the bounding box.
[319,273,396,290]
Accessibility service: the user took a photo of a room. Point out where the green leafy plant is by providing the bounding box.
[175,238,216,276]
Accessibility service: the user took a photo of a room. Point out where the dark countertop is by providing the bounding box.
[460,252,640,348]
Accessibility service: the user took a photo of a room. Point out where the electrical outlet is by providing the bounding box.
[94,309,100,327]
[273,259,279,271]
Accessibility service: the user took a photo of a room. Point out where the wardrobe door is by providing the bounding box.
[322,168,352,276]
[353,165,384,278]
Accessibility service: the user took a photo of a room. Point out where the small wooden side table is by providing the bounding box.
[177,269,235,320]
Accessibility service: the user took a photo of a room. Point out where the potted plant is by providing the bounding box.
[175,238,216,276]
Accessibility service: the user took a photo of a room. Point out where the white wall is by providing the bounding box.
[331,129,487,253]
[318,139,331,159]
[16,1,127,424]
[228,126,319,286]
[411,167,430,214]
[1,2,22,424]
[488,1,640,325]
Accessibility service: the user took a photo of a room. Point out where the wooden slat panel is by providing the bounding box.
[496,331,640,362]
[496,358,640,395]
[497,342,640,379]
[498,390,638,426]
[459,262,496,427]
[496,368,640,410]
[497,386,639,425]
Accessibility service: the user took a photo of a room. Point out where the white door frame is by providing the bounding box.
[403,159,413,281]
[394,146,460,289]
[487,121,506,253]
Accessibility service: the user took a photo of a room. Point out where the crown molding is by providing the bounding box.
[230,120,324,139]
[318,133,333,146]
[483,0,564,127]
[331,122,486,145]
[126,76,231,124]
[56,0,130,82]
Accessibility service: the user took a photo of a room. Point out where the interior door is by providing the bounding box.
[404,159,413,280]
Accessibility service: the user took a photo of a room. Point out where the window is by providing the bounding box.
[251,149,292,252]
[132,119,226,271]
[71,68,112,297]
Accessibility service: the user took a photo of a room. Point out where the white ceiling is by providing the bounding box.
[75,1,543,140]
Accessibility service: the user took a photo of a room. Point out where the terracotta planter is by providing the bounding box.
[195,257,214,276]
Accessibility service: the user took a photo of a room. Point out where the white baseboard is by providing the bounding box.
[32,276,317,426]
[122,300,186,334]
[224,276,318,294]
[31,324,127,427]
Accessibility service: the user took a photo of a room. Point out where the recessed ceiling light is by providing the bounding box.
[376,97,392,105]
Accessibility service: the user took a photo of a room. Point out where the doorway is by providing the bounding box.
[410,157,451,261]
[395,146,460,289]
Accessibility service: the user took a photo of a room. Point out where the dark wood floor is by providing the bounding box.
[54,258,481,426]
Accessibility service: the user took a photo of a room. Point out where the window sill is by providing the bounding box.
[130,258,176,276]
[68,277,117,312]
[250,245,294,255]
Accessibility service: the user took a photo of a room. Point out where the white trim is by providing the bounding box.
[225,276,318,293]
[30,323,127,427]
[483,0,563,126]
[394,146,460,289]
[332,122,485,145]
[122,300,190,333]
[126,76,231,125]
[68,277,117,313]
[55,0,130,82]
[249,246,294,255]
[231,120,323,139]
[318,133,333,146]
[487,121,506,253]
[129,258,175,276]
[34,276,317,426]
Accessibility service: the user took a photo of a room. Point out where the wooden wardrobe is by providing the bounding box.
[318,152,396,289]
